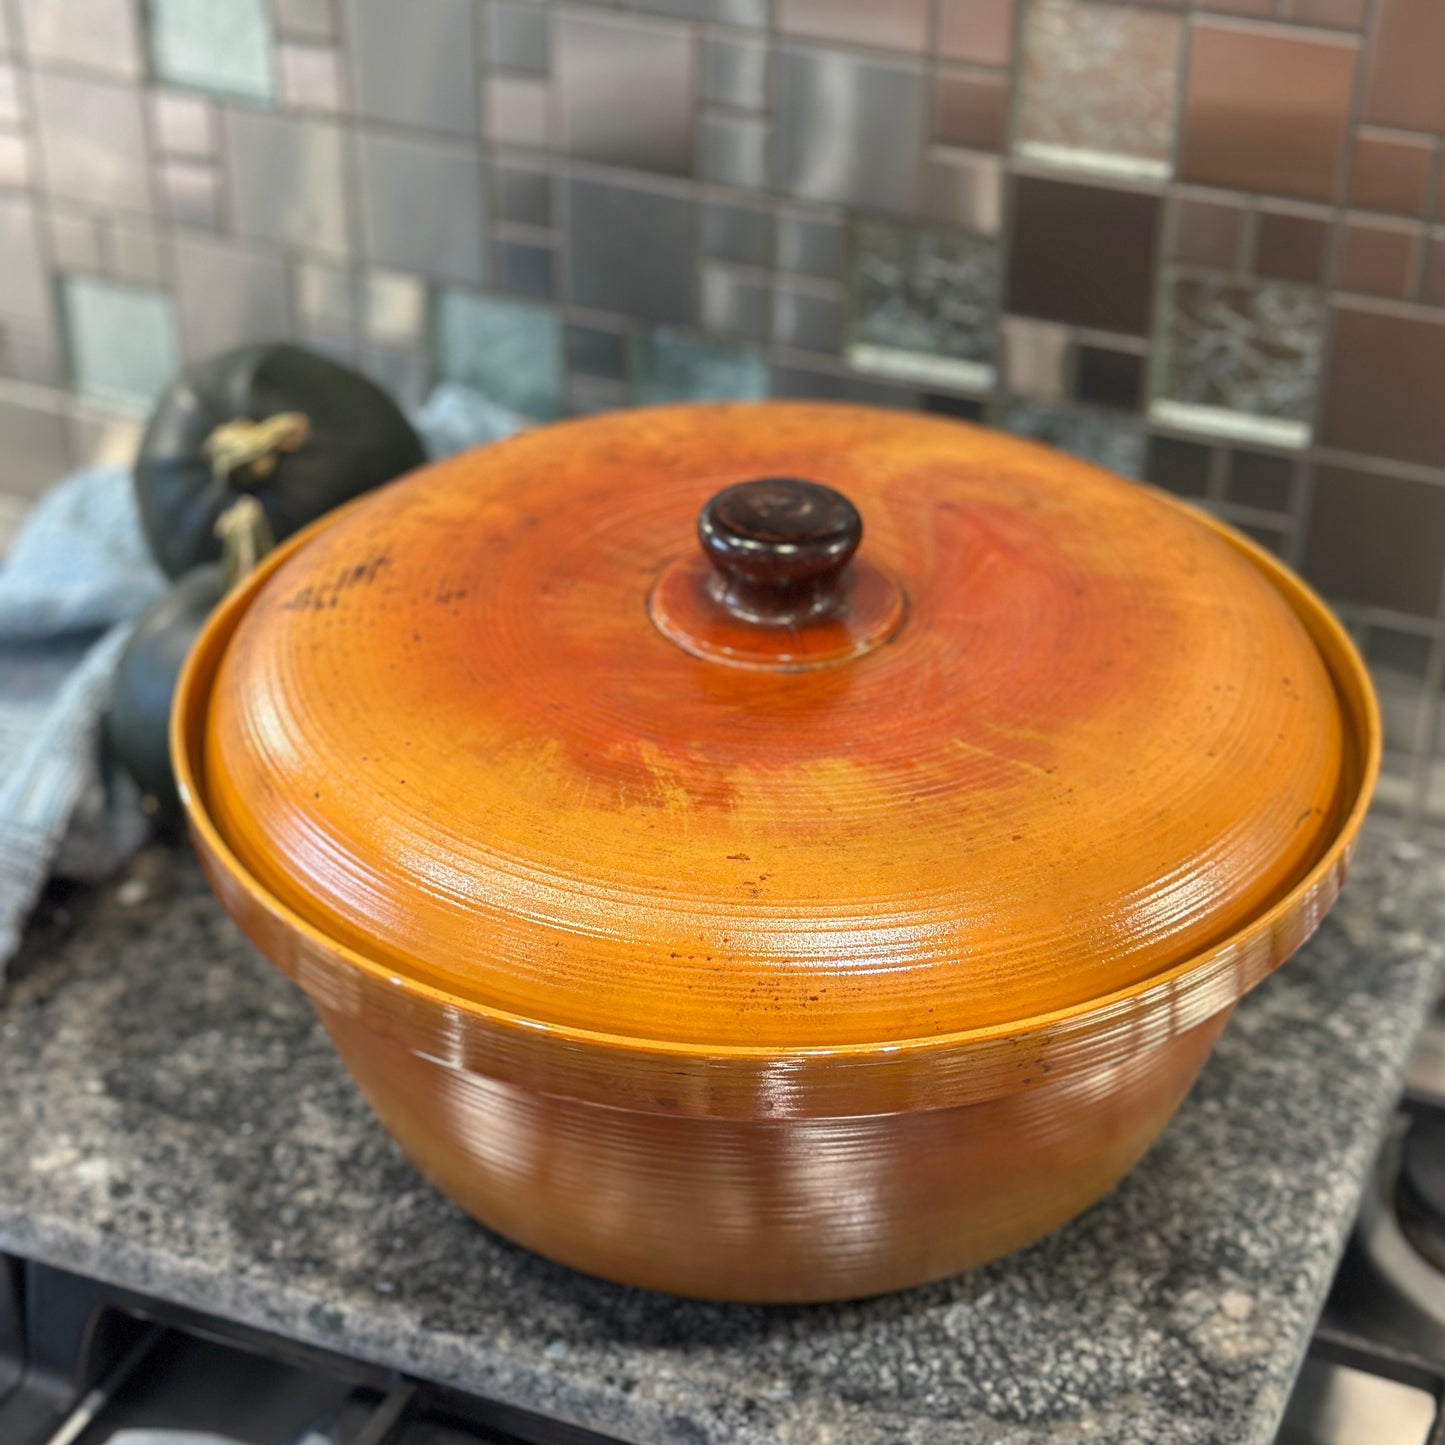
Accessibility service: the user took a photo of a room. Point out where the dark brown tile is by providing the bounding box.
[935,71,1009,151]
[1074,345,1143,410]
[1339,218,1418,298]
[937,0,1015,66]
[1349,130,1433,216]
[1424,234,1445,306]
[1180,21,1358,202]
[1007,175,1161,335]
[1226,450,1293,511]
[1255,206,1330,283]
[1146,434,1212,497]
[1171,194,1246,269]
[1365,0,1445,135]
[1304,463,1445,616]
[1283,0,1367,24]
[1320,304,1445,468]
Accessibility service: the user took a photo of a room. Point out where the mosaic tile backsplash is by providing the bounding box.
[0,0,1443,829]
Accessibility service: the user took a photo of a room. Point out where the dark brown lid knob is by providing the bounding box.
[697,478,862,626]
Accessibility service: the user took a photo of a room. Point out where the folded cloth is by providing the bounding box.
[0,383,519,970]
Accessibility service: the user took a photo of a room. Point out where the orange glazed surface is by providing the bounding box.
[201,404,1347,1048]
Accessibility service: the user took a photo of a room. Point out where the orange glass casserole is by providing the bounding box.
[172,404,1379,1303]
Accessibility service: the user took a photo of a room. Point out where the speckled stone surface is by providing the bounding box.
[0,827,1441,1445]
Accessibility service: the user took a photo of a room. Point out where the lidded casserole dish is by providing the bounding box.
[174,404,1378,1302]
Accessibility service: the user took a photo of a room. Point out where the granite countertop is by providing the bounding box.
[0,825,1442,1445]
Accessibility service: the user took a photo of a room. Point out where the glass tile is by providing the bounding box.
[776,209,841,278]
[1181,22,1357,202]
[279,42,344,112]
[48,208,100,272]
[1150,274,1327,449]
[567,324,626,381]
[1145,434,1212,498]
[778,0,928,51]
[1255,207,1330,285]
[567,177,693,326]
[486,77,551,148]
[631,0,768,26]
[20,0,142,78]
[363,269,426,345]
[558,13,693,177]
[498,241,555,300]
[1170,195,1246,270]
[1001,315,1068,400]
[496,165,550,227]
[106,217,164,285]
[0,64,20,123]
[697,113,767,189]
[934,71,1008,152]
[61,277,181,411]
[1366,626,1432,681]
[173,232,292,356]
[773,285,840,353]
[1008,176,1159,334]
[158,159,220,228]
[922,151,1002,236]
[0,131,29,188]
[700,265,771,340]
[776,48,924,215]
[346,0,478,136]
[1339,218,1418,299]
[847,217,999,391]
[296,258,354,329]
[1074,345,1143,411]
[1350,130,1433,217]
[434,288,562,419]
[357,129,485,285]
[937,0,1014,66]
[146,0,275,102]
[702,201,772,267]
[226,110,348,254]
[701,35,769,111]
[0,196,50,325]
[632,327,769,404]
[32,72,150,211]
[150,91,215,157]
[996,400,1146,479]
[274,0,336,40]
[491,1,548,75]
[1225,450,1293,512]
[1016,0,1182,179]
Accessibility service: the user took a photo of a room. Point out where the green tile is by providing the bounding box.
[434,288,561,419]
[632,328,769,404]
[62,277,181,411]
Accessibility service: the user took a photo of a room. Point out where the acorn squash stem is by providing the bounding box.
[203,411,312,486]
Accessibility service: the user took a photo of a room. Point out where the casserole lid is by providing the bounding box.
[198,404,1358,1049]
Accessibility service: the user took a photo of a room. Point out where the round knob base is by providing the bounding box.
[649,552,906,671]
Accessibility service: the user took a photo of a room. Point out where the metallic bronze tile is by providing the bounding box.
[937,0,1015,66]
[1320,304,1445,468]
[1255,206,1330,284]
[1180,21,1358,202]
[1074,345,1143,410]
[1365,0,1445,134]
[1339,219,1418,298]
[779,0,929,51]
[1423,235,1445,306]
[1171,194,1246,268]
[1146,434,1212,497]
[934,71,1009,151]
[1007,175,1160,334]
[1282,0,1367,26]
[1304,463,1445,615]
[1349,130,1433,216]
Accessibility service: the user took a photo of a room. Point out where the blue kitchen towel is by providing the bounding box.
[0,383,520,969]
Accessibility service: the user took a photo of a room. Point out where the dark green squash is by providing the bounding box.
[107,500,273,826]
[134,342,426,579]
